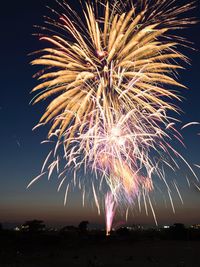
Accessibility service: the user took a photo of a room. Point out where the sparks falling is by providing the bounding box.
[105,192,117,236]
[29,0,198,234]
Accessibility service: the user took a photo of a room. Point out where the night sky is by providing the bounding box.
[0,0,200,228]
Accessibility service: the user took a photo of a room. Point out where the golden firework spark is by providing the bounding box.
[31,0,195,141]
[30,0,198,229]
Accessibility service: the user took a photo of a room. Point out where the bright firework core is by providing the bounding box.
[110,127,125,146]
[30,0,198,235]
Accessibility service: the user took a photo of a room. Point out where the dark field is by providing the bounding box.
[1,229,200,267]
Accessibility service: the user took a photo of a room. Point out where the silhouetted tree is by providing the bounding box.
[78,221,89,234]
[116,227,130,236]
[170,223,186,240]
[22,220,46,232]
[173,223,185,230]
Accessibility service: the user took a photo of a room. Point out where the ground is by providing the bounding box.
[0,231,200,267]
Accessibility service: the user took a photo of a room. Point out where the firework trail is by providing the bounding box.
[105,192,116,235]
[29,0,198,233]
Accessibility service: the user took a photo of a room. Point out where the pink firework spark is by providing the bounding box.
[105,192,117,236]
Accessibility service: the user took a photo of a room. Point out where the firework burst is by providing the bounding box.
[29,0,198,233]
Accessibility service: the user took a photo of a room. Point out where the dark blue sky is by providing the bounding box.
[0,0,200,228]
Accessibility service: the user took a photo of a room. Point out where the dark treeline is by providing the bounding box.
[1,220,200,241]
